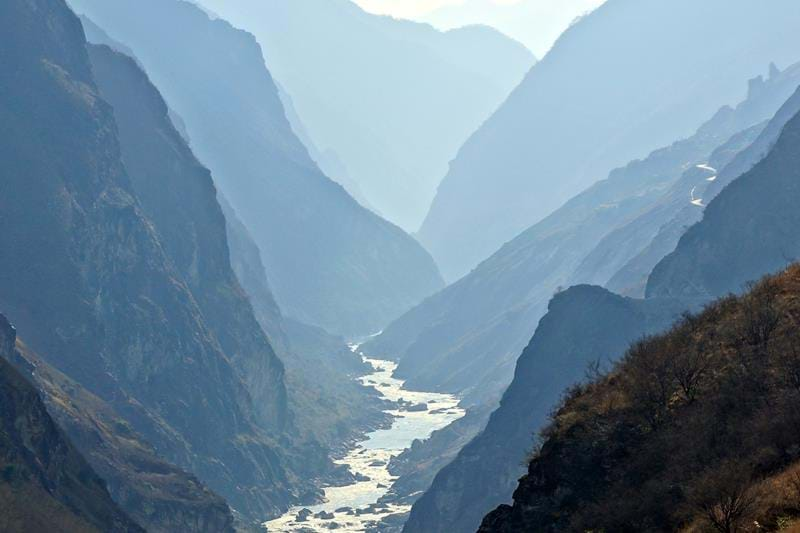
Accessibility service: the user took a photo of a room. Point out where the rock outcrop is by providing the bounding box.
[0,315,143,533]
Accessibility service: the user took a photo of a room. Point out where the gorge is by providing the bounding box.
[4,1,800,533]
[266,345,464,532]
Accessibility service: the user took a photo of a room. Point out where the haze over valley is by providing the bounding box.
[3,1,800,532]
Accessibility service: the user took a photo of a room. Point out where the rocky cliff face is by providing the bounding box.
[403,288,685,533]
[4,324,236,533]
[87,17,374,506]
[87,42,288,431]
[418,0,800,282]
[70,0,444,337]
[0,315,143,533]
[0,0,318,520]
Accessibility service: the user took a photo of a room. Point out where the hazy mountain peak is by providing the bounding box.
[194,0,534,231]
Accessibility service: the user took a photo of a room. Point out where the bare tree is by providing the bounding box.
[692,465,761,533]
[671,343,710,404]
[623,338,675,430]
[741,280,781,354]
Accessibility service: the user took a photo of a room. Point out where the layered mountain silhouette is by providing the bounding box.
[192,0,534,231]
[4,1,800,532]
[0,0,337,522]
[577,64,800,297]
[367,63,800,410]
[647,100,800,301]
[70,0,444,338]
[421,0,603,57]
[396,63,800,533]
[220,190,389,449]
[418,0,800,282]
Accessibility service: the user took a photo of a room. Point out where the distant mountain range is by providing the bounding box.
[396,46,800,533]
[193,0,534,231]
[368,60,800,415]
[70,0,444,338]
[421,0,604,57]
[481,114,800,523]
[4,0,800,532]
[418,0,800,282]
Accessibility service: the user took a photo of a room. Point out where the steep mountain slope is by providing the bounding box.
[419,0,800,281]
[0,315,143,533]
[223,190,389,448]
[395,71,800,533]
[481,266,800,532]
[647,98,800,300]
[3,326,236,533]
[275,83,376,213]
[571,123,764,296]
[84,21,380,455]
[194,0,534,231]
[219,194,291,358]
[88,42,380,522]
[403,288,684,533]
[602,67,800,297]
[414,92,800,533]
[367,67,798,407]
[71,0,444,337]
[0,0,320,520]
[87,42,288,431]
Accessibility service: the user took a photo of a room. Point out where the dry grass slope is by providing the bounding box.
[482,263,800,532]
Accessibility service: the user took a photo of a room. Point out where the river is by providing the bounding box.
[265,346,465,532]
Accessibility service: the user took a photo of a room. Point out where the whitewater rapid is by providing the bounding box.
[265,348,465,532]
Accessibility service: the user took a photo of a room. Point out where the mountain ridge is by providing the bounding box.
[419,0,800,282]
[70,0,445,337]
[193,0,534,231]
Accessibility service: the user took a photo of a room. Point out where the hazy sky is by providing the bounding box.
[354,0,606,56]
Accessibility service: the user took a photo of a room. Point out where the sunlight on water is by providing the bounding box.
[265,349,464,532]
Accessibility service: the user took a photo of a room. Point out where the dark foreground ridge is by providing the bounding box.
[482,264,800,532]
